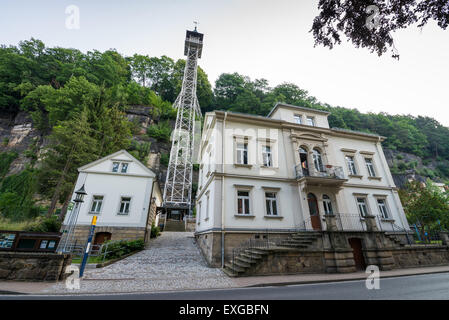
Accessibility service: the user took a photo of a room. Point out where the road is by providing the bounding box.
[2,272,449,300]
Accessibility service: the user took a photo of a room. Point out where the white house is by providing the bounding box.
[195,103,411,266]
[62,150,162,245]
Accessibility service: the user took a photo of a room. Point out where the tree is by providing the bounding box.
[399,180,449,239]
[311,0,449,59]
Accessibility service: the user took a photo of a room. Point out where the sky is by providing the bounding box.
[1,0,448,126]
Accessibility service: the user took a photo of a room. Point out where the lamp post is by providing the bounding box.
[58,184,87,253]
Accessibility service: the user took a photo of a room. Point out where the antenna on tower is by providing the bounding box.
[193,21,199,32]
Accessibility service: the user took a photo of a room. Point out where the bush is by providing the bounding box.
[160,152,169,167]
[147,121,172,142]
[27,215,61,232]
[150,224,160,238]
[101,238,145,260]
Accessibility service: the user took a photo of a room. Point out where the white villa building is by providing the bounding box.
[62,150,162,245]
[195,103,411,267]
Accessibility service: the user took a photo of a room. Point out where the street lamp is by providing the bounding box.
[58,184,87,253]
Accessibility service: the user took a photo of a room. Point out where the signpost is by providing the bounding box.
[79,215,97,278]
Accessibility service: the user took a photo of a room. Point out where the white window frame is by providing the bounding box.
[89,195,104,214]
[322,194,333,215]
[262,145,272,167]
[236,190,251,215]
[112,162,120,173]
[356,197,369,217]
[365,158,376,177]
[345,155,357,175]
[197,201,202,225]
[117,196,132,216]
[306,116,315,126]
[236,142,248,165]
[313,149,324,172]
[264,192,278,216]
[376,198,390,219]
[294,114,302,124]
[120,162,129,173]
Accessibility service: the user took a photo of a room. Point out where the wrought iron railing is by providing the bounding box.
[335,213,367,231]
[295,164,345,180]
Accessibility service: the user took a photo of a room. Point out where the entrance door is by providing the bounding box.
[348,238,366,270]
[307,193,321,230]
[94,232,111,245]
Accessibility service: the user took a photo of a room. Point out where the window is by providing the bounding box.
[197,201,201,223]
[323,194,333,215]
[365,158,376,177]
[265,192,278,216]
[262,145,272,167]
[306,116,315,126]
[112,161,129,173]
[345,156,357,175]
[356,197,369,217]
[294,114,302,124]
[237,191,250,215]
[377,198,389,219]
[118,197,131,215]
[112,162,120,172]
[90,195,104,214]
[236,142,248,165]
[313,149,324,172]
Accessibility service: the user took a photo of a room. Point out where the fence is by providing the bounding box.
[70,238,143,263]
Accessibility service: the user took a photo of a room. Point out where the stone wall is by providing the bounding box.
[250,249,326,275]
[392,246,449,268]
[66,225,146,245]
[0,251,72,282]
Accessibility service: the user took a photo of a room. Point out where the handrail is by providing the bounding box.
[295,164,345,180]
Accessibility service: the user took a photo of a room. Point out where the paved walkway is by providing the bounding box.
[41,232,234,294]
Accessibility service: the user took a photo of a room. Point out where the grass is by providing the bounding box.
[0,217,38,231]
[71,255,106,264]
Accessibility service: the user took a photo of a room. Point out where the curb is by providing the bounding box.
[243,268,449,288]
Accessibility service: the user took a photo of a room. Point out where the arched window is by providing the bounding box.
[323,194,333,215]
[313,149,324,172]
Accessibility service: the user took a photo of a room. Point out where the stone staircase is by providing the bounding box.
[163,219,186,232]
[223,232,321,277]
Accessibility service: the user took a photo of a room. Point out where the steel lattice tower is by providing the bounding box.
[163,28,203,211]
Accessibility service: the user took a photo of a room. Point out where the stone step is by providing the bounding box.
[235,256,257,265]
[222,267,239,277]
[232,259,252,268]
[224,262,246,273]
[241,253,263,260]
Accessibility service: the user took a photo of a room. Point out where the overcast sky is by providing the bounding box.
[1,0,448,126]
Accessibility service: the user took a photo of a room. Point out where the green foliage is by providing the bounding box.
[0,151,18,179]
[150,223,160,238]
[27,215,61,232]
[147,120,172,142]
[0,169,39,221]
[128,140,151,163]
[160,152,169,167]
[399,180,449,231]
[101,239,145,260]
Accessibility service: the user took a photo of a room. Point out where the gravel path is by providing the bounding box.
[44,232,235,294]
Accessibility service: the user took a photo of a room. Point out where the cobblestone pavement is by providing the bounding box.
[44,232,236,294]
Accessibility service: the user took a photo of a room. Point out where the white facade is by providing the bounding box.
[64,150,161,229]
[195,103,410,233]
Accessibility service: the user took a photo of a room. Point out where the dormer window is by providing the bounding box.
[112,162,120,172]
[121,163,128,173]
[294,114,302,124]
[306,116,315,126]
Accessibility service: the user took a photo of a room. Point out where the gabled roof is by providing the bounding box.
[267,102,331,118]
[78,149,156,178]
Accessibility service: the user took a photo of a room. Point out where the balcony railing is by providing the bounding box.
[295,164,345,180]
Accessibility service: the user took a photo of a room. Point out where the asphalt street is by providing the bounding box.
[2,271,449,300]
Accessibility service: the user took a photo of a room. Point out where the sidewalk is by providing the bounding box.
[1,265,449,295]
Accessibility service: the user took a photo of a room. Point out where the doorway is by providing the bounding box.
[299,147,309,176]
[307,193,322,230]
[94,232,111,245]
[348,238,366,270]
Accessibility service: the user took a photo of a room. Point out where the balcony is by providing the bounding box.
[294,164,347,187]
